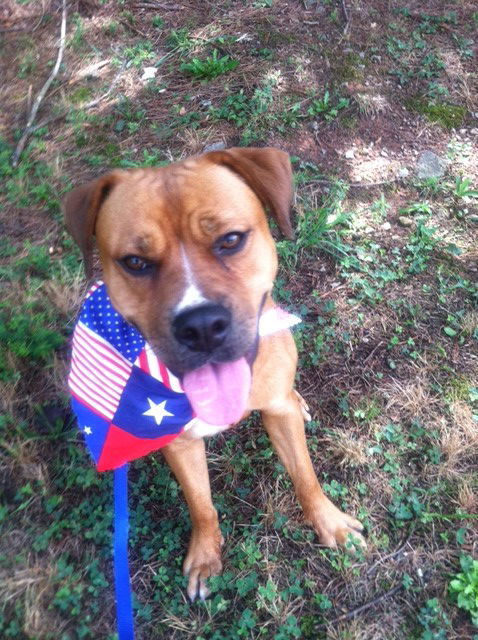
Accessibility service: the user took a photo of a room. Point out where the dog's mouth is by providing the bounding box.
[172,295,266,426]
[182,357,252,426]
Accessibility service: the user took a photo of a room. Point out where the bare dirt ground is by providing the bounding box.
[1,1,477,639]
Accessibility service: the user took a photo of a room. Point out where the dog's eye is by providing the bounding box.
[214,231,247,256]
[120,255,154,275]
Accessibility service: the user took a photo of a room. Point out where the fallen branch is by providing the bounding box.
[11,0,67,167]
[25,61,127,137]
[316,583,403,630]
[307,176,403,190]
[340,0,350,35]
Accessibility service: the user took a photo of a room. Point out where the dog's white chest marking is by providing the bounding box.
[175,245,207,312]
[184,419,230,439]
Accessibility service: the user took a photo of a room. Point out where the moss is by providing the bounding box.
[333,52,365,81]
[444,376,472,403]
[256,27,297,46]
[342,115,358,129]
[70,87,93,104]
[406,98,467,129]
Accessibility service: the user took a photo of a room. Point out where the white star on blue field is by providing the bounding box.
[142,399,174,426]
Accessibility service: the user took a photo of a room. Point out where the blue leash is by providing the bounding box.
[113,464,135,639]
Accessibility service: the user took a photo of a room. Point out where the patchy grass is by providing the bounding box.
[1,1,477,639]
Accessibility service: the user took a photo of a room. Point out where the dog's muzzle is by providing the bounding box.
[172,304,232,353]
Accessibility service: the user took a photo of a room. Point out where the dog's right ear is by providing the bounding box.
[63,172,122,278]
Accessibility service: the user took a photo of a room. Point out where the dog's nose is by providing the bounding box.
[173,304,231,352]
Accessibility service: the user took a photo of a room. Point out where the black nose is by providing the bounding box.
[173,304,231,352]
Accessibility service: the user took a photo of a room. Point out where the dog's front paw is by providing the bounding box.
[307,495,366,550]
[183,529,224,601]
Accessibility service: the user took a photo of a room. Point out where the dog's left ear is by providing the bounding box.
[205,147,294,239]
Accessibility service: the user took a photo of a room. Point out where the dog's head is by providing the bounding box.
[64,147,293,424]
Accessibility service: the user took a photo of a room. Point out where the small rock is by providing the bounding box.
[141,66,158,81]
[381,222,391,231]
[380,149,388,157]
[416,150,447,179]
[345,149,355,159]
[364,226,374,234]
[470,128,478,135]
[203,141,227,152]
[398,216,414,227]
[397,166,410,178]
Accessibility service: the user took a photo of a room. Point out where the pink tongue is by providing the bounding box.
[182,358,251,426]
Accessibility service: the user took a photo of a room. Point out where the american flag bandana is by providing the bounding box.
[69,281,301,471]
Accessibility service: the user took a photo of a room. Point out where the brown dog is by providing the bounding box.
[64,147,364,601]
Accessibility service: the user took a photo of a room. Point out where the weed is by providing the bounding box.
[0,137,61,213]
[103,20,120,36]
[307,90,350,122]
[69,14,85,49]
[400,201,433,217]
[180,49,238,79]
[166,28,195,53]
[124,41,155,67]
[152,15,164,29]
[278,181,351,269]
[449,555,478,626]
[452,176,478,199]
[114,98,146,134]
[405,224,438,274]
[0,305,63,381]
[371,193,391,221]
[452,33,474,58]
[417,598,451,639]
[69,86,93,105]
[17,51,36,78]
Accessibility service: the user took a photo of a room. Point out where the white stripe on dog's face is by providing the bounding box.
[175,245,207,313]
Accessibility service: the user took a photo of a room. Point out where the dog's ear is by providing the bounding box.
[63,172,122,278]
[205,147,294,239]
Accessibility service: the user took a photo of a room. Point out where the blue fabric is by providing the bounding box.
[80,283,145,363]
[114,465,135,640]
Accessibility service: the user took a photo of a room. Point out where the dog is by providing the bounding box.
[64,147,364,601]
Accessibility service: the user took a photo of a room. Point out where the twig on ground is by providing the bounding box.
[366,532,413,575]
[25,61,128,136]
[11,0,67,168]
[316,583,403,630]
[119,19,149,38]
[340,0,350,35]
[307,176,403,189]
[133,1,182,8]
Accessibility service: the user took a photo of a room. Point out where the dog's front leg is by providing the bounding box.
[162,436,223,601]
[261,392,365,548]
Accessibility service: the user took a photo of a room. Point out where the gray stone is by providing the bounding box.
[398,216,415,227]
[397,166,410,178]
[203,141,227,152]
[416,150,447,179]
